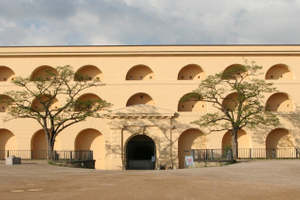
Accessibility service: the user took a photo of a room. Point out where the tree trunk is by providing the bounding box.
[231,129,238,160]
[47,139,55,160]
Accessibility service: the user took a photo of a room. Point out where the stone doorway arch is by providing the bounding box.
[126,135,156,170]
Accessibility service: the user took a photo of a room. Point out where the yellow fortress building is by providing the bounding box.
[0,45,299,170]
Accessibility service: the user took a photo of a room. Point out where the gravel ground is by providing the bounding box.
[1,159,300,200]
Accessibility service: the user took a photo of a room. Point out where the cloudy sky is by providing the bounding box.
[0,0,299,46]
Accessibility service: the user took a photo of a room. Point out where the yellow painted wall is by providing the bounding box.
[0,45,299,169]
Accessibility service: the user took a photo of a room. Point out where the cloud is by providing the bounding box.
[0,0,299,46]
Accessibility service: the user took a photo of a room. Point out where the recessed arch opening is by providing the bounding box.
[266,92,294,112]
[126,93,155,107]
[178,93,207,112]
[126,65,155,80]
[75,128,105,169]
[222,92,239,111]
[177,64,206,80]
[222,64,248,80]
[30,65,57,81]
[178,129,207,169]
[75,65,103,81]
[74,93,102,111]
[0,66,15,82]
[0,94,13,112]
[125,134,156,170]
[31,95,60,112]
[0,129,17,159]
[222,129,251,149]
[265,64,293,80]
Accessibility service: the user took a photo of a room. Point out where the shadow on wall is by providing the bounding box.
[279,106,300,146]
[105,105,195,169]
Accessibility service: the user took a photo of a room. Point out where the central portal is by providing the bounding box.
[126,135,156,170]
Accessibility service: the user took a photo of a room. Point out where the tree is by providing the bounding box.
[3,65,111,160]
[188,61,280,159]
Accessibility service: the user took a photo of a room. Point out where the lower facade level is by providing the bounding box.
[0,104,298,170]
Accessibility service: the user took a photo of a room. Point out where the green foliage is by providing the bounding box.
[4,65,112,159]
[191,60,280,159]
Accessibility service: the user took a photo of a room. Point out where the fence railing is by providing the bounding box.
[191,148,300,161]
[0,150,93,162]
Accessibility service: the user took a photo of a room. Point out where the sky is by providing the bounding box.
[0,0,299,46]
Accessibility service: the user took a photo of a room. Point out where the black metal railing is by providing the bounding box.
[191,148,300,161]
[0,150,93,162]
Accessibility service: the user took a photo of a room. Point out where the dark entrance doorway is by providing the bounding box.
[126,135,156,170]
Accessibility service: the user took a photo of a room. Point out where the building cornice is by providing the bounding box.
[1,45,300,57]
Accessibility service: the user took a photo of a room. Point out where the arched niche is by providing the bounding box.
[30,65,57,81]
[178,129,207,169]
[75,65,103,81]
[222,129,251,149]
[266,93,293,112]
[31,95,60,112]
[31,129,47,159]
[177,64,206,80]
[0,66,15,82]
[222,92,238,111]
[265,64,293,80]
[0,129,17,159]
[266,128,293,149]
[178,93,206,112]
[31,129,60,159]
[0,94,13,112]
[74,93,102,111]
[222,64,248,80]
[75,129,105,169]
[126,93,155,107]
[126,65,155,80]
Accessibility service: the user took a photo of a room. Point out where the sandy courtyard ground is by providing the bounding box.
[0,159,300,200]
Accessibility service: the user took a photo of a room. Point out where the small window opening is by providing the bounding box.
[2,107,5,110]
[192,105,194,108]
[3,78,6,81]
[198,76,200,79]
[181,76,184,79]
[271,75,273,79]
[202,105,204,108]
[280,75,283,78]
[287,104,290,107]
[190,76,192,79]
[140,95,143,98]
[150,76,152,79]
[139,76,143,80]
[129,76,133,80]
[278,104,280,107]
[88,77,92,80]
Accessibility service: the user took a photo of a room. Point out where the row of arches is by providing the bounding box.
[0,91,293,113]
[1,127,294,169]
[126,91,294,112]
[178,128,295,168]
[0,93,102,113]
[0,63,295,82]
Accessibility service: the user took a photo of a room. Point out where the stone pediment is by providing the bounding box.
[109,104,175,119]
